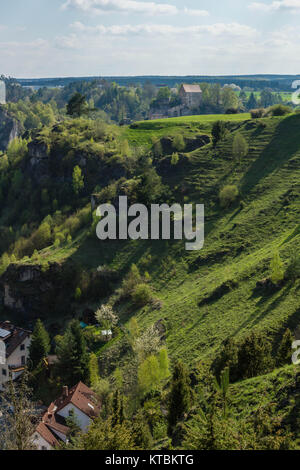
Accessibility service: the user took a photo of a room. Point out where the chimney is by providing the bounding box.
[63,386,68,398]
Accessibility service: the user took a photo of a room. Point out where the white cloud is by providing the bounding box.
[62,0,209,16]
[70,21,256,37]
[249,0,300,12]
[62,0,178,15]
[182,7,209,17]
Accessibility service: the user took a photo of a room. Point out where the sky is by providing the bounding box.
[0,0,300,78]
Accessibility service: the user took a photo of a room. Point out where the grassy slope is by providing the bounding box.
[34,113,299,370]
[123,113,251,147]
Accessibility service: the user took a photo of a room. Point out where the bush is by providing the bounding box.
[232,133,248,163]
[266,105,292,117]
[171,152,179,165]
[172,134,185,152]
[225,107,239,114]
[219,185,239,208]
[251,108,265,119]
[212,121,228,148]
[237,331,274,379]
[120,264,142,299]
[74,287,82,301]
[132,283,152,307]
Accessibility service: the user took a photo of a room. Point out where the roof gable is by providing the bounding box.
[181,84,202,94]
[54,382,101,418]
[36,422,59,448]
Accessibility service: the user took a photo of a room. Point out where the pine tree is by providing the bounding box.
[237,331,274,379]
[111,389,125,427]
[277,329,294,367]
[56,320,89,386]
[29,319,50,370]
[215,367,230,418]
[132,410,153,450]
[67,93,88,118]
[247,92,258,110]
[168,360,192,434]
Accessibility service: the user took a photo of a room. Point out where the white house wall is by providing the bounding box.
[57,403,91,431]
[32,433,53,451]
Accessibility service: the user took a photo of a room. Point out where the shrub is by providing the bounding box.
[31,222,52,251]
[172,134,185,152]
[171,152,179,165]
[219,185,239,208]
[266,105,292,117]
[74,287,82,301]
[225,107,239,114]
[132,283,152,307]
[212,121,228,148]
[232,133,248,164]
[120,264,142,299]
[237,331,274,379]
[251,108,265,119]
[277,329,294,367]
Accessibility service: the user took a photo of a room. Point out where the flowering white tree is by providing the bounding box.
[95,305,118,331]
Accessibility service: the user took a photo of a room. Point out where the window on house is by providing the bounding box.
[41,446,47,451]
[20,344,25,351]
[21,356,25,365]
[2,369,7,376]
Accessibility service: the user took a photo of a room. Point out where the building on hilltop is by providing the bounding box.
[179,84,202,109]
[149,83,202,120]
[32,382,101,450]
[0,321,31,391]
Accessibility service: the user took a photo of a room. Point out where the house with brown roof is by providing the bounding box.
[0,321,31,391]
[32,382,101,450]
[179,84,202,109]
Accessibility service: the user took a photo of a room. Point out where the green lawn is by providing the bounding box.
[123,113,251,147]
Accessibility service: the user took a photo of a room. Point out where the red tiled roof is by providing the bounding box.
[42,406,70,436]
[36,422,59,448]
[54,382,101,419]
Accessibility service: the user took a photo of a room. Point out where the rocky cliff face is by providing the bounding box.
[26,134,127,188]
[0,106,21,152]
[0,263,75,319]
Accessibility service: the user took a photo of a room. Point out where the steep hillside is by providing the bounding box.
[1,113,298,356]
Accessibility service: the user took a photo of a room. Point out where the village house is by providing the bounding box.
[179,84,202,109]
[33,381,101,450]
[0,321,31,391]
[149,83,203,120]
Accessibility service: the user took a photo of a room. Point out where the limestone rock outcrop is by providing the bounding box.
[0,106,21,152]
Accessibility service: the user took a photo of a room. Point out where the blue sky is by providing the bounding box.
[0,0,300,77]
